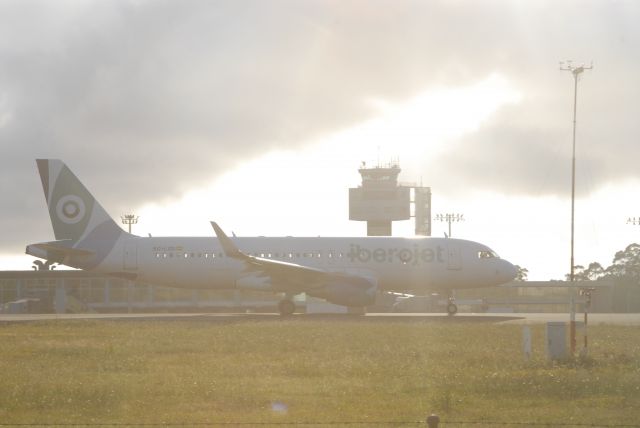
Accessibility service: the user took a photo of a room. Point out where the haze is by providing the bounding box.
[1,0,640,280]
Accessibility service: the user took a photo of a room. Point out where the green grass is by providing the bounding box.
[0,319,638,426]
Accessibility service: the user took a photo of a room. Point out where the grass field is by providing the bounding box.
[0,318,638,427]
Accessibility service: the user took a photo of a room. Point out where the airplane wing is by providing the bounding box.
[211,222,331,292]
[211,222,377,307]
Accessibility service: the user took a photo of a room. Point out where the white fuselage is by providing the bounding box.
[84,236,516,294]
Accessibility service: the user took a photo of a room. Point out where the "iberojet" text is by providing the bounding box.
[347,244,445,266]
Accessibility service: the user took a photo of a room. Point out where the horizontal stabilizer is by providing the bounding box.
[26,240,95,260]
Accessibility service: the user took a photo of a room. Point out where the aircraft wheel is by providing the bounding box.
[446,302,458,316]
[278,299,296,316]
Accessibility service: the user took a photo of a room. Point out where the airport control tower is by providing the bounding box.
[349,161,431,236]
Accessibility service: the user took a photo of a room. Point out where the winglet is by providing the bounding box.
[211,222,246,259]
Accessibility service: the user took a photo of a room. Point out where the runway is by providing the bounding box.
[1,312,639,325]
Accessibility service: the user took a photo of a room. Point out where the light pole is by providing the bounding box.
[434,213,464,238]
[560,60,592,355]
[121,214,139,234]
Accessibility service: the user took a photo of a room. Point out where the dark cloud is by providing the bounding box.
[1,0,639,253]
[427,62,640,198]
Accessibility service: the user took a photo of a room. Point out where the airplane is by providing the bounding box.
[26,159,518,315]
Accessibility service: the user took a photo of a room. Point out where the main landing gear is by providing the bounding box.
[278,296,296,316]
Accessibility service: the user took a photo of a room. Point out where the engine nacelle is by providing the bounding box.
[236,274,272,291]
[307,275,377,307]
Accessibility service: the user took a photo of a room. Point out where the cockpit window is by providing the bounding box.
[478,250,499,259]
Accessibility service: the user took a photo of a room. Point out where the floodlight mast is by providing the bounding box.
[560,60,593,355]
[434,213,464,238]
[121,214,139,234]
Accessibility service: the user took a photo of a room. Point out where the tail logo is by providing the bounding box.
[56,195,87,225]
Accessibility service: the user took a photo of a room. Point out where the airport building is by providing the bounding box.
[1,269,637,315]
[0,270,285,314]
[349,161,431,236]
[391,280,638,314]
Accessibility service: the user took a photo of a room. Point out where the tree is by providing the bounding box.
[584,262,606,280]
[565,262,605,281]
[604,243,640,312]
[565,243,640,286]
[514,265,528,281]
[565,244,640,312]
[605,243,640,284]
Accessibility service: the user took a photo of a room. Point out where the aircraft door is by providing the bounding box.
[447,241,462,270]
[124,241,138,271]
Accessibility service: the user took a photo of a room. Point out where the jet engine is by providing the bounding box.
[306,275,377,307]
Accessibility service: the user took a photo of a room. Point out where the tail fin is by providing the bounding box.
[36,159,127,243]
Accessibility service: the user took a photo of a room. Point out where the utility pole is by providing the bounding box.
[121,214,139,234]
[434,213,464,238]
[560,60,593,355]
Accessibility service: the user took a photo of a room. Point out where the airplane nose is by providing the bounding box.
[492,259,518,285]
[502,260,518,282]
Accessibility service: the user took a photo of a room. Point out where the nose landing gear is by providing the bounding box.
[446,297,458,316]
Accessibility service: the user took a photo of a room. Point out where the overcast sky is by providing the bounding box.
[2,0,640,278]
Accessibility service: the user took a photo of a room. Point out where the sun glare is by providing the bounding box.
[358,73,522,159]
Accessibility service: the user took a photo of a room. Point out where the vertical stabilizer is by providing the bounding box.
[36,159,126,243]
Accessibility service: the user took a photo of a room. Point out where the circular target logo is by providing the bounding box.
[56,195,86,225]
